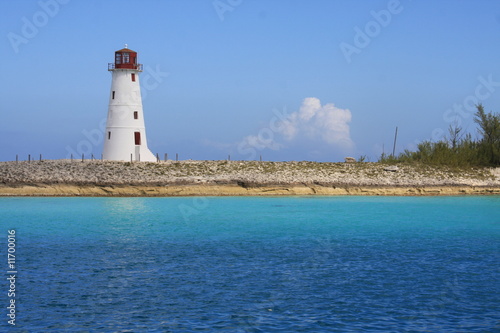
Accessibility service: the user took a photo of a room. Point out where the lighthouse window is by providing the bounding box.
[108,132,111,140]
[112,91,115,99]
[123,52,130,63]
[131,73,136,82]
[134,111,138,119]
[115,53,121,64]
[134,132,141,145]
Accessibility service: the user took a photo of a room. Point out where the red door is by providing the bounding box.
[134,132,141,145]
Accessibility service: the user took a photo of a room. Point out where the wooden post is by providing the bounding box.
[39,154,42,162]
[131,154,133,163]
[81,153,84,162]
[28,154,31,163]
[392,126,398,157]
[156,153,159,162]
[16,155,18,163]
[260,155,262,162]
[164,153,167,162]
[176,153,178,161]
[71,154,73,162]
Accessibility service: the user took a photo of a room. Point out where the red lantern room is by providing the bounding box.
[108,45,143,71]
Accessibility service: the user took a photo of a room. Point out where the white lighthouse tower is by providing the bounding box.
[102,45,156,162]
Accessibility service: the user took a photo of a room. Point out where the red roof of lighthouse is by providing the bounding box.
[116,48,137,53]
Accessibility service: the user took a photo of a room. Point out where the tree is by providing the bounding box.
[447,122,463,151]
[474,104,500,165]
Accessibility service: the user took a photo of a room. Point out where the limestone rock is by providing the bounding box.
[384,165,399,172]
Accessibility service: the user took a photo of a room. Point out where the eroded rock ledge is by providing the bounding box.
[0,160,499,196]
[0,183,499,197]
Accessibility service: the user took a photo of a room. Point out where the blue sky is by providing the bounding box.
[1,0,500,162]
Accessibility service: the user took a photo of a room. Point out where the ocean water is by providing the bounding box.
[1,196,499,332]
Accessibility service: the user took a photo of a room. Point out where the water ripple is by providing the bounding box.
[2,196,499,332]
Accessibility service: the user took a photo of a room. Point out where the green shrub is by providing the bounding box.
[380,104,499,167]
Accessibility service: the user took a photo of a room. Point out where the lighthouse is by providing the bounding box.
[102,45,156,162]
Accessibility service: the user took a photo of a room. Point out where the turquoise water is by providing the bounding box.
[1,196,499,332]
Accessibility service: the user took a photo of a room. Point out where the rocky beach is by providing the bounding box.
[0,159,499,196]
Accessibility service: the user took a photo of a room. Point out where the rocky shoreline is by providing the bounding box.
[0,160,499,196]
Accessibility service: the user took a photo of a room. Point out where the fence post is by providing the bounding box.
[71,154,73,162]
[81,153,84,162]
[176,153,178,161]
[156,153,159,162]
[39,154,42,162]
[260,155,262,162]
[131,154,133,163]
[16,155,18,163]
[28,154,31,163]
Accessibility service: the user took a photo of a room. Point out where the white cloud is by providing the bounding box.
[240,134,283,151]
[229,97,355,160]
[279,97,354,150]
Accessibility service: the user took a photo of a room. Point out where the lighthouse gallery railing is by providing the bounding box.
[108,63,143,71]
